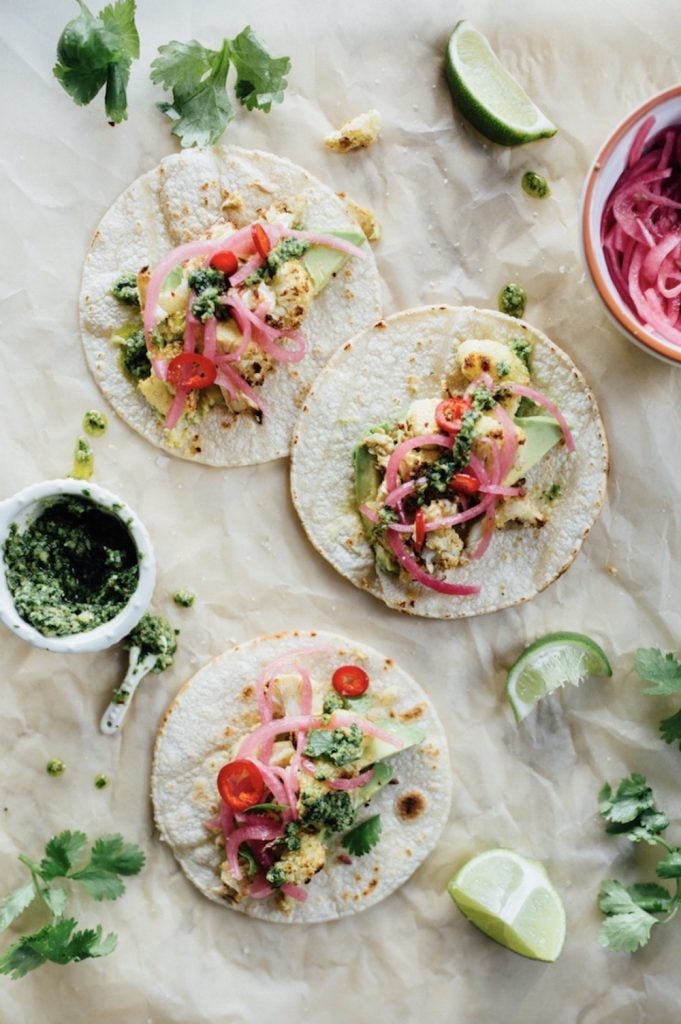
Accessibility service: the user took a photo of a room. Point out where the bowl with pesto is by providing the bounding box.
[290,305,608,618]
[0,478,155,653]
[80,146,381,466]
[152,630,451,922]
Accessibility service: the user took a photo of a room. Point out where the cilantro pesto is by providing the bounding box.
[4,497,139,637]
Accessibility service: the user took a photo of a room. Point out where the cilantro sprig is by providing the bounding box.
[54,0,140,125]
[635,647,681,748]
[341,815,382,857]
[0,830,144,979]
[597,774,681,952]
[150,26,291,147]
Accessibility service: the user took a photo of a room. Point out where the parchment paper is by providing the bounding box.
[2,2,681,1021]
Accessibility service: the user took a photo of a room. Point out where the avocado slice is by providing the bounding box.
[356,720,426,770]
[353,444,399,575]
[506,415,564,485]
[350,761,395,806]
[302,229,366,296]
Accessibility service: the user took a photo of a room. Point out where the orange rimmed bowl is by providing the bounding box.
[581,85,681,366]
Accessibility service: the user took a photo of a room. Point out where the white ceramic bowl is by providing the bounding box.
[0,478,156,653]
[581,85,681,365]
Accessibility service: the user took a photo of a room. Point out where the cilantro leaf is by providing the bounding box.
[40,887,68,919]
[0,919,116,979]
[54,0,139,124]
[229,26,291,112]
[0,937,47,979]
[70,868,125,902]
[341,814,382,857]
[39,831,89,880]
[656,850,681,879]
[151,39,234,147]
[659,709,681,747]
[626,883,673,914]
[598,906,658,953]
[151,28,290,147]
[598,774,669,842]
[69,834,145,899]
[0,883,36,934]
[635,648,681,695]
[99,0,139,60]
[88,834,146,876]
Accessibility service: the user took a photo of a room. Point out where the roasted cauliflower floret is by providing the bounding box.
[216,320,273,386]
[265,260,313,331]
[423,500,464,571]
[269,832,328,889]
[403,398,440,437]
[457,339,530,386]
[495,495,547,529]
[324,110,382,152]
[363,429,395,466]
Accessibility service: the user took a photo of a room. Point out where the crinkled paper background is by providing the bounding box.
[2,1,680,1021]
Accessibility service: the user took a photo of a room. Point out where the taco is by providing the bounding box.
[290,306,608,618]
[80,147,381,466]
[151,630,451,923]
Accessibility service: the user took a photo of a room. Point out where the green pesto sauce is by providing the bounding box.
[172,589,195,608]
[94,774,110,789]
[521,171,551,199]
[4,496,139,637]
[498,283,527,319]
[46,759,65,777]
[83,410,108,437]
[70,437,94,480]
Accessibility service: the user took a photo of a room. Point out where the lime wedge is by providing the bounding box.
[448,849,566,961]
[445,21,557,146]
[506,631,612,722]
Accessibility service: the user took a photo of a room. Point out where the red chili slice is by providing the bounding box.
[167,353,217,390]
[209,250,238,277]
[332,665,369,698]
[251,223,271,259]
[217,759,267,812]
[435,397,472,433]
[450,471,480,496]
[413,509,426,552]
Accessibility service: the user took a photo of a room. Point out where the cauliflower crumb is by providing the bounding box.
[324,110,382,152]
[495,495,547,529]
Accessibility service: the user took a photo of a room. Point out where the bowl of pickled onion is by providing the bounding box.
[581,85,681,364]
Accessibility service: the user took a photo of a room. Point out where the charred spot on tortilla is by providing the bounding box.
[396,791,426,821]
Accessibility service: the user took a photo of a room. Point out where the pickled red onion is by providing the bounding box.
[327,768,375,790]
[386,531,481,596]
[286,228,366,260]
[165,385,190,430]
[281,883,308,902]
[237,714,322,759]
[143,226,255,340]
[601,118,681,346]
[385,434,453,494]
[227,822,283,880]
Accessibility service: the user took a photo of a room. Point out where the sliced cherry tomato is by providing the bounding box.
[450,471,480,496]
[217,759,267,812]
[435,396,472,433]
[209,250,238,277]
[167,353,217,390]
[332,665,369,698]
[251,223,271,259]
[413,509,426,553]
